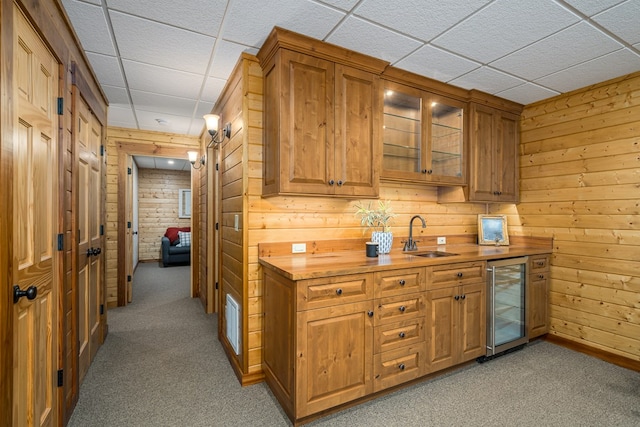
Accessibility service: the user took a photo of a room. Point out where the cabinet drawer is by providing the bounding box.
[529,255,550,273]
[429,261,485,289]
[373,342,426,392]
[375,293,423,325]
[374,267,425,298]
[374,318,424,354]
[297,273,372,310]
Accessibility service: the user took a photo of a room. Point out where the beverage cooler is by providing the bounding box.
[481,257,529,360]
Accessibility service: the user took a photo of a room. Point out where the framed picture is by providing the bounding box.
[478,214,509,246]
[178,189,191,218]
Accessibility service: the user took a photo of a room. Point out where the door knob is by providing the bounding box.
[13,285,37,304]
[92,248,101,256]
[87,247,94,257]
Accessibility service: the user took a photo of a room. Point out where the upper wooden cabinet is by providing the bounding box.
[468,102,520,202]
[382,80,465,185]
[258,27,387,198]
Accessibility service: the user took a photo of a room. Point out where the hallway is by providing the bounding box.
[68,263,288,426]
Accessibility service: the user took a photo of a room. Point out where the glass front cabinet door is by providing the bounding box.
[382,81,465,185]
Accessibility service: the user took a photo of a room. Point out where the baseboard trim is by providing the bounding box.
[220,333,265,386]
[544,334,640,372]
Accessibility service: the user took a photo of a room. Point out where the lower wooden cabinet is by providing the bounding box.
[528,255,550,338]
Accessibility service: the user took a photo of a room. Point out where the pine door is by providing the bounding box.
[12,7,59,426]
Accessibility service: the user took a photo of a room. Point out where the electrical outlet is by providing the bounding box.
[292,243,306,253]
[437,236,446,245]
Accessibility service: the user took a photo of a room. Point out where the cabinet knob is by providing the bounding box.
[454,295,460,301]
[457,272,463,278]
[398,364,405,371]
[399,306,406,312]
[421,169,427,174]
[461,294,466,300]
[337,180,343,186]
[427,169,433,174]
[328,179,335,185]
[367,310,374,317]
[336,288,343,295]
[537,261,544,266]
[399,332,406,338]
[538,274,544,279]
[398,279,406,286]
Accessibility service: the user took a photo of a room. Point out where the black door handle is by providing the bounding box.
[92,248,101,256]
[87,247,94,257]
[14,285,37,304]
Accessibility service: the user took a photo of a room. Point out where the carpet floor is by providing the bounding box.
[68,263,640,426]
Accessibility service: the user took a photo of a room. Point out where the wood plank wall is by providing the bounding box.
[136,168,191,261]
[494,71,640,362]
[105,128,199,307]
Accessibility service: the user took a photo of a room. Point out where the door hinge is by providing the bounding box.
[100,304,104,315]
[57,98,63,115]
[100,145,105,156]
[57,234,64,251]
[127,221,132,229]
[127,275,132,282]
[215,222,219,230]
[215,282,219,290]
[127,167,132,175]
[100,224,104,236]
[215,163,219,171]
[57,369,63,387]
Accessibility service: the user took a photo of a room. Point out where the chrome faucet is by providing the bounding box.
[403,215,427,251]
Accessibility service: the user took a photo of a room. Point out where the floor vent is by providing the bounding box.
[226,294,240,355]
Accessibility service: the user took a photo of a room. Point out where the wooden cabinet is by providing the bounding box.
[426,262,486,372]
[382,80,465,186]
[468,103,520,202]
[528,254,550,338]
[260,38,383,198]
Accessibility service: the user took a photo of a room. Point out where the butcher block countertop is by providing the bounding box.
[258,235,553,281]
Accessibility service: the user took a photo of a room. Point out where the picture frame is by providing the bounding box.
[478,214,509,246]
[178,189,191,219]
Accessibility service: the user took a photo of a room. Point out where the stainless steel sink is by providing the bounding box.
[406,250,458,258]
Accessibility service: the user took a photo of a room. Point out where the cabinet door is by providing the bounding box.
[428,94,465,184]
[425,286,457,372]
[495,111,519,202]
[469,103,496,201]
[279,50,334,195]
[296,301,374,418]
[458,282,486,361]
[334,64,380,197]
[528,272,549,338]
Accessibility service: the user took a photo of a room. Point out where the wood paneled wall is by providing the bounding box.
[495,71,640,362]
[136,168,191,261]
[105,128,199,306]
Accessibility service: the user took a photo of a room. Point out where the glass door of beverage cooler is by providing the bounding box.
[486,257,529,357]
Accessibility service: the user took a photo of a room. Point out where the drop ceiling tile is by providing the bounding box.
[355,0,491,41]
[496,82,560,105]
[201,77,227,103]
[394,45,481,83]
[110,11,214,74]
[593,0,640,44]
[85,52,125,87]
[223,0,345,47]
[61,0,115,55]
[107,0,226,37]
[135,109,192,135]
[195,101,215,119]
[491,22,622,80]
[563,0,626,16]
[449,66,526,94]
[122,60,205,99]
[433,0,580,63]
[209,41,255,79]
[535,48,640,92]
[107,105,137,128]
[101,85,129,105]
[316,0,360,11]
[130,90,198,117]
[326,16,422,63]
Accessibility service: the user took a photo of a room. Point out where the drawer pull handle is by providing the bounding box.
[399,306,406,312]
[367,310,374,317]
[454,295,460,301]
[457,272,463,278]
[537,261,544,266]
[398,364,405,371]
[399,332,406,338]
[538,274,544,279]
[336,288,343,295]
[399,279,406,286]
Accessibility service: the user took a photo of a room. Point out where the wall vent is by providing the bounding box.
[226,294,240,355]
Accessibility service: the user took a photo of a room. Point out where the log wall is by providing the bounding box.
[136,168,191,261]
[494,71,640,362]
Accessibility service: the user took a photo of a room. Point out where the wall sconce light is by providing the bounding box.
[187,150,205,170]
[204,113,231,147]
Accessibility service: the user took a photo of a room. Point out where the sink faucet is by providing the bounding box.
[403,215,427,251]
